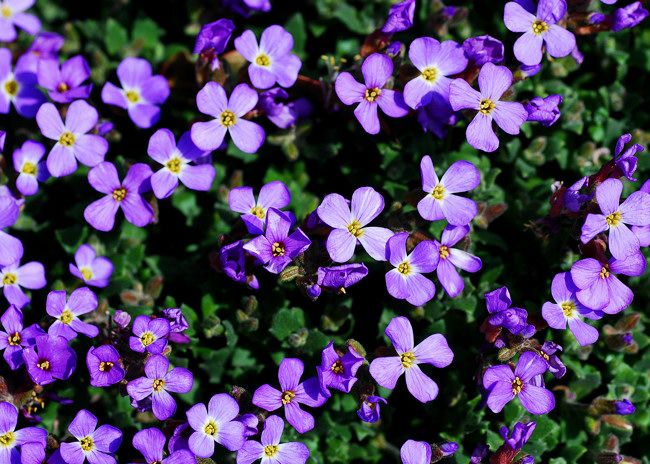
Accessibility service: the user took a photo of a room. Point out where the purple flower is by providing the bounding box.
[381,0,416,33]
[84,162,154,232]
[485,286,535,337]
[0,192,22,266]
[113,310,131,329]
[236,415,309,464]
[69,244,113,288]
[16,31,64,73]
[433,225,482,298]
[60,409,122,464]
[416,93,458,138]
[539,341,566,378]
[0,47,45,118]
[86,344,124,387]
[317,186,393,262]
[229,180,291,235]
[162,307,190,344]
[404,38,467,109]
[133,428,196,464]
[220,241,259,289]
[614,133,644,182]
[224,0,271,16]
[357,395,387,423]
[334,53,409,135]
[632,179,650,246]
[450,62,528,153]
[462,35,505,66]
[36,100,108,177]
[400,440,431,464]
[417,156,480,225]
[504,0,576,66]
[194,19,235,70]
[612,2,648,32]
[191,82,265,153]
[235,25,301,89]
[316,263,368,291]
[127,354,194,420]
[520,63,543,77]
[369,316,453,403]
[317,341,365,395]
[570,252,645,314]
[128,315,170,354]
[614,399,635,415]
[525,94,562,127]
[252,358,328,434]
[258,87,311,129]
[46,287,99,340]
[12,140,48,196]
[37,55,92,103]
[385,232,438,306]
[0,0,40,42]
[542,272,602,346]
[564,176,592,213]
[500,421,536,450]
[23,334,76,385]
[0,258,46,308]
[20,441,48,464]
[0,402,47,461]
[236,414,259,438]
[483,351,555,414]
[101,57,170,128]
[0,305,44,369]
[148,129,214,199]
[186,393,246,457]
[581,179,650,259]
[243,208,310,274]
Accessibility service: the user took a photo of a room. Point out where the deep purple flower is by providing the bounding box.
[0,47,45,118]
[317,186,393,262]
[258,87,311,128]
[225,0,271,15]
[86,344,124,387]
[235,25,301,89]
[168,423,192,455]
[0,401,47,462]
[186,393,246,457]
[612,2,648,32]
[0,258,46,308]
[148,129,214,199]
[252,358,328,434]
[450,62,528,152]
[564,176,592,213]
[0,0,40,42]
[162,307,190,344]
[36,100,108,177]
[16,31,64,73]
[538,341,566,378]
[60,409,122,464]
[191,82,265,153]
[46,287,99,340]
[335,53,409,135]
[133,427,196,464]
[369,316,453,403]
[581,179,650,259]
[194,19,235,71]
[357,395,387,423]
[101,57,170,128]
[525,94,562,127]
[613,133,644,182]
[404,38,467,109]
[127,354,194,420]
[0,192,21,266]
[433,225,482,298]
[416,93,458,138]
[128,315,170,354]
[84,162,154,232]
[316,263,368,292]
[485,286,535,337]
[229,181,291,235]
[440,442,459,457]
[0,305,44,369]
[236,415,309,464]
[37,55,92,103]
[243,208,310,274]
[69,244,113,288]
[12,140,48,196]
[462,35,505,66]
[23,334,76,385]
[220,241,259,289]
[381,0,416,33]
[400,440,431,464]
[504,0,576,66]
[483,351,555,414]
[570,252,645,314]
[317,341,365,395]
[385,232,438,306]
[520,63,543,77]
[500,421,536,450]
[614,399,635,415]
[542,272,602,346]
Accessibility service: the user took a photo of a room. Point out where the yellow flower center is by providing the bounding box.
[439,245,450,260]
[606,211,622,227]
[0,431,15,447]
[153,378,165,392]
[60,309,74,325]
[204,421,218,436]
[281,390,295,404]
[140,331,155,347]
[421,67,438,82]
[400,351,416,369]
[99,361,114,372]
[532,19,549,35]
[512,376,524,395]
[57,82,69,93]
[59,132,76,147]
[21,161,37,175]
[364,87,382,103]
[600,266,610,279]
[255,54,271,67]
[4,79,18,97]
[220,109,236,128]
[331,360,344,374]
[250,205,265,219]
[112,187,127,202]
[264,445,279,457]
[125,90,141,103]
[165,157,183,174]
[37,360,51,371]
[397,261,411,275]
[561,301,575,318]
[80,436,94,452]
[479,98,496,115]
[80,267,94,280]
[347,220,364,238]
[2,273,17,285]
[8,332,21,346]
[1,6,11,18]
[431,184,445,200]
[272,242,286,257]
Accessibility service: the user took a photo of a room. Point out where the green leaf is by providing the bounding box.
[105,19,128,55]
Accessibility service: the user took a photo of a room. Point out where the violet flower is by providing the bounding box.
[500,421,536,450]
[0,0,40,42]
[59,409,122,464]
[162,307,190,344]
[220,240,259,289]
[416,93,457,138]
[632,179,650,246]
[20,441,48,464]
[400,440,431,464]
[186,393,246,457]
[15,31,64,73]
[86,344,124,387]
[258,87,311,128]
[317,341,365,395]
[525,94,562,127]
[0,402,47,461]
[194,19,235,71]
[37,55,92,103]
[0,192,21,266]
[462,35,505,66]
[381,0,416,33]
[357,395,387,423]
[0,47,45,118]
[433,225,482,298]
[485,286,535,337]
[69,244,113,288]
[12,140,48,196]
[0,304,44,369]
[613,133,644,182]
[316,263,368,293]
[539,341,566,378]
[23,334,76,385]
[612,2,648,32]
[236,415,310,464]
[0,258,46,308]
[46,287,99,340]
[564,176,592,213]
[133,427,196,464]
[229,180,291,235]
[128,315,170,354]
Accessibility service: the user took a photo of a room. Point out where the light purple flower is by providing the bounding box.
[317,341,365,395]
[417,155,480,225]
[632,179,650,246]
[235,25,301,89]
[191,82,265,153]
[36,100,108,177]
[12,140,48,196]
[357,395,387,423]
[485,286,535,337]
[46,287,99,341]
[525,94,562,127]
[229,180,291,234]
[612,2,648,32]
[15,31,64,73]
[0,401,47,462]
[252,358,328,434]
[316,263,368,293]
[580,178,650,259]
[433,225,482,298]
[450,62,528,152]
[37,55,92,103]
[236,415,309,464]
[0,192,21,266]
[101,57,170,128]
[614,133,644,182]
[0,258,46,308]
[369,316,453,403]
[186,393,246,457]
[400,440,431,464]
[23,334,76,385]
[385,232,438,306]
[462,35,505,66]
[86,344,124,388]
[258,87,311,129]
[0,304,44,369]
[0,0,40,42]
[19,441,48,464]
[504,0,576,66]
[194,19,235,71]
[381,0,416,33]
[84,162,154,232]
[0,47,45,118]
[483,351,555,414]
[60,409,122,464]
[128,315,170,354]
[148,129,215,199]
[317,186,394,262]
[69,244,113,288]
[334,53,409,135]
[133,428,196,464]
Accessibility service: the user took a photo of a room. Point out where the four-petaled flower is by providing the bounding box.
[12,140,48,196]
[69,244,114,288]
[128,315,171,354]
[236,415,310,464]
[86,344,125,388]
[37,55,92,103]
[23,334,76,385]
[0,258,46,308]
[0,304,44,369]
[132,427,196,464]
[229,180,291,235]
[433,225,483,298]
[186,393,246,457]
[46,287,99,340]
[59,409,122,464]
[0,401,47,462]
[316,341,365,395]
